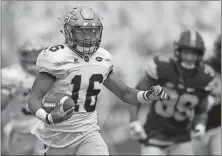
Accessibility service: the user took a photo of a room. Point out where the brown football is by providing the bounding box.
[42,93,75,113]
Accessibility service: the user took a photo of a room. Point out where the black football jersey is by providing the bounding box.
[142,56,216,143]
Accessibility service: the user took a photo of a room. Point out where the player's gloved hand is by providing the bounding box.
[130,121,147,140]
[191,124,206,141]
[146,85,168,100]
[46,103,75,124]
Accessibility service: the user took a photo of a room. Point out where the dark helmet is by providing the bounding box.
[174,30,205,65]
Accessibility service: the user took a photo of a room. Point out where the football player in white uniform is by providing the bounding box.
[28,6,168,155]
[1,40,44,155]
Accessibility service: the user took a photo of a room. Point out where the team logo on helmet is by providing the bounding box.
[65,13,77,23]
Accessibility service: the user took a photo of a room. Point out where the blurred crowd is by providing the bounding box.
[1,1,221,155]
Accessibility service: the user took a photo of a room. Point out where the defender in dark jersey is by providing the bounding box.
[129,30,217,155]
[206,34,221,131]
[204,34,221,155]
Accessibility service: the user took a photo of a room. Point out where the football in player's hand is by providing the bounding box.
[42,93,75,113]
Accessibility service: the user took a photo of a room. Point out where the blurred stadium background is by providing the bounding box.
[1,1,221,155]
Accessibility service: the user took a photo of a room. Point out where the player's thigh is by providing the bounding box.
[45,144,76,156]
[207,127,221,155]
[75,130,109,155]
[140,144,166,155]
[168,141,194,155]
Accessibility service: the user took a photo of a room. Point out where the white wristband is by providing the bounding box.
[35,108,48,122]
[137,91,149,104]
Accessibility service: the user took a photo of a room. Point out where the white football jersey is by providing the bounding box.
[2,64,35,119]
[34,43,113,136]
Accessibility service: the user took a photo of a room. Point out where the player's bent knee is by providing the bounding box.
[75,143,109,155]
[75,131,109,155]
[92,145,109,155]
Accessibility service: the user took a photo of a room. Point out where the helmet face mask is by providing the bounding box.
[63,6,103,57]
[180,48,200,69]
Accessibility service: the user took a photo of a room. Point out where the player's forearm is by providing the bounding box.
[121,87,141,105]
[129,75,154,121]
[122,73,159,105]
[122,85,166,105]
[28,93,53,124]
[104,72,165,106]
[28,72,55,116]
[28,93,44,115]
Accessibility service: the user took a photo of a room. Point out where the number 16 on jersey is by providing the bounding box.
[71,74,103,112]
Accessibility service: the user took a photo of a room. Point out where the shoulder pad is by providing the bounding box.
[36,44,66,78]
[145,56,171,79]
[205,76,218,91]
[145,57,158,79]
[210,74,221,96]
[203,64,217,91]
[96,47,114,79]
[97,47,112,62]
[45,44,66,53]
[41,44,67,61]
[203,64,215,78]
